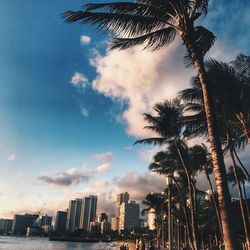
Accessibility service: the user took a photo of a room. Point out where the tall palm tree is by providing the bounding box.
[188,144,223,238]
[180,58,250,248]
[149,149,195,250]
[62,2,238,248]
[135,100,200,250]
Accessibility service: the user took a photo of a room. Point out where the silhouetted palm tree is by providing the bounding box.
[141,192,166,248]
[62,2,238,248]
[180,58,250,247]
[135,100,200,249]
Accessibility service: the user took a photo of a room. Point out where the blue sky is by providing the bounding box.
[0,0,249,218]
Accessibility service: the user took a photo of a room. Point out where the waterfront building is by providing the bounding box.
[111,217,119,231]
[66,199,82,232]
[3,219,13,235]
[0,219,5,234]
[54,211,67,233]
[80,195,97,231]
[119,200,140,231]
[41,215,52,226]
[12,214,39,235]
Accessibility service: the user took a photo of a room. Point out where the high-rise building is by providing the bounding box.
[0,219,5,234]
[3,219,13,235]
[41,215,52,226]
[66,199,82,232]
[80,195,97,231]
[12,214,39,235]
[119,201,140,231]
[54,211,67,233]
[116,192,129,217]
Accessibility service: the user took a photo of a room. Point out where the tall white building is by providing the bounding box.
[119,200,140,231]
[80,195,97,231]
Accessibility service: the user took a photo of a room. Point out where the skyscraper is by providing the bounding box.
[116,192,129,218]
[80,195,97,231]
[54,211,67,233]
[66,199,82,232]
[119,201,140,231]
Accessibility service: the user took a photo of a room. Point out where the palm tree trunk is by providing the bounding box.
[182,33,239,250]
[175,142,200,250]
[173,176,195,250]
[204,167,223,238]
[229,146,250,248]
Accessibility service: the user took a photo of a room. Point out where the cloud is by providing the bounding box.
[71,171,165,217]
[38,164,110,188]
[93,152,114,164]
[90,41,193,138]
[71,72,88,88]
[6,154,16,161]
[80,35,91,45]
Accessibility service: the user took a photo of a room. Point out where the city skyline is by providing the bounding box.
[0,0,249,219]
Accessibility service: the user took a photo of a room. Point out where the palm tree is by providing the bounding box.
[135,100,200,249]
[141,192,166,248]
[149,148,195,250]
[188,144,223,238]
[62,2,238,248]
[180,58,250,248]
[230,54,250,143]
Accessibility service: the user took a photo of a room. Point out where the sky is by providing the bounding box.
[0,0,249,219]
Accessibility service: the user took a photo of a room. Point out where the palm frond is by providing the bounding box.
[110,27,176,50]
[62,11,166,37]
[134,137,168,146]
[84,2,166,19]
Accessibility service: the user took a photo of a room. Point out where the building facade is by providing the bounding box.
[119,201,140,231]
[80,195,97,231]
[12,214,39,235]
[54,211,67,233]
[66,199,82,232]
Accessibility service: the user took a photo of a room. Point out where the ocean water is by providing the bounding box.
[0,236,118,250]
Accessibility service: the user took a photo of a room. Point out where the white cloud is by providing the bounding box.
[90,41,192,138]
[71,72,88,88]
[80,35,91,45]
[93,152,114,164]
[6,154,16,162]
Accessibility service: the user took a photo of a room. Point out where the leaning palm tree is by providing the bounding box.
[62,2,238,248]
